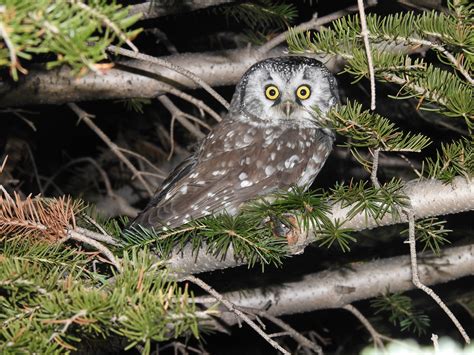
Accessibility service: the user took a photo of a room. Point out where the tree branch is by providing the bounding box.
[128,1,234,20]
[195,243,474,323]
[167,177,474,276]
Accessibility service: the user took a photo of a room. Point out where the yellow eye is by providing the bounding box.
[265,85,280,100]
[296,85,311,100]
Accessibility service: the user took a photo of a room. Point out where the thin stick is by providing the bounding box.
[184,275,290,355]
[82,214,108,236]
[117,147,166,177]
[42,157,115,197]
[25,144,44,195]
[68,103,154,196]
[431,333,439,353]
[406,209,470,343]
[75,224,119,247]
[108,45,230,110]
[357,0,376,110]
[257,311,323,355]
[258,1,378,54]
[0,155,8,174]
[158,96,207,139]
[370,148,381,188]
[343,304,385,350]
[68,229,122,271]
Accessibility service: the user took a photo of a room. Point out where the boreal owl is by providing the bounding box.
[131,56,339,229]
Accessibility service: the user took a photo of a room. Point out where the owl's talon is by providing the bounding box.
[267,213,300,245]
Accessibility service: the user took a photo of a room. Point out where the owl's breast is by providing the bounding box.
[258,124,333,191]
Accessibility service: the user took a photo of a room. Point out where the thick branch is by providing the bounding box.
[0,48,336,107]
[196,243,474,324]
[167,177,474,276]
[128,1,234,20]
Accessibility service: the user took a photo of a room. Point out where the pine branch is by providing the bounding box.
[163,177,473,276]
[0,244,208,354]
[0,0,141,80]
[286,9,474,124]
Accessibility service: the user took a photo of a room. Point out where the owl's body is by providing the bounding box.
[132,57,338,229]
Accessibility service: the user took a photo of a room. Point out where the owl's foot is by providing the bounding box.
[266,213,307,254]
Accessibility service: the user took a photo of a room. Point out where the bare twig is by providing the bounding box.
[431,333,439,353]
[67,103,154,196]
[343,304,385,350]
[257,310,323,354]
[370,148,381,188]
[184,275,290,355]
[158,96,207,139]
[406,209,470,343]
[357,0,376,110]
[108,45,230,110]
[48,309,88,341]
[43,157,114,197]
[0,155,8,174]
[75,226,119,246]
[258,1,378,54]
[82,214,109,236]
[117,147,166,177]
[68,228,121,271]
[156,81,223,122]
[397,37,474,85]
[25,144,44,194]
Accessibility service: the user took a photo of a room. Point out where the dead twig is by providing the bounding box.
[342,304,385,351]
[67,103,154,196]
[108,45,229,110]
[68,228,121,271]
[158,96,208,139]
[370,148,381,188]
[357,0,377,110]
[184,275,290,355]
[256,310,323,355]
[406,209,470,343]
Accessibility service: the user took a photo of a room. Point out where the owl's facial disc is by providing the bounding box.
[233,57,339,126]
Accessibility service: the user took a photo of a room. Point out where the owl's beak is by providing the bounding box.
[282,100,295,117]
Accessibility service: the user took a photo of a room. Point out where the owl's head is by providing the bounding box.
[230,56,339,126]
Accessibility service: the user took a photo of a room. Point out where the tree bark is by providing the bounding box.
[0,48,337,106]
[195,243,474,324]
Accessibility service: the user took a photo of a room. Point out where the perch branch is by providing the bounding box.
[167,177,474,275]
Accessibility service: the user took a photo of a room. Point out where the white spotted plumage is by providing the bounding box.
[130,56,339,229]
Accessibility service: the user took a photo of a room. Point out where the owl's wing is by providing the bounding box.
[130,120,322,229]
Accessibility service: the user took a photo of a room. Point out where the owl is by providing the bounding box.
[131,56,339,229]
